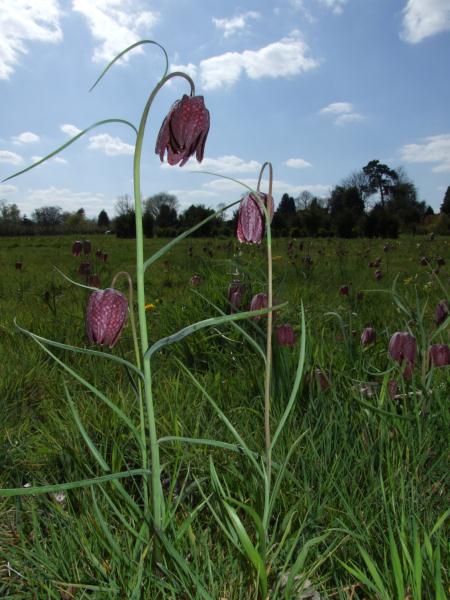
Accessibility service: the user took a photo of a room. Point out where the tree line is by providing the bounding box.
[1,160,450,238]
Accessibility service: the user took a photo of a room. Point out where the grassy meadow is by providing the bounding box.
[0,233,449,599]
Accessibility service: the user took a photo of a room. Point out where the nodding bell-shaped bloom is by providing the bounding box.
[388,331,417,379]
[315,368,330,391]
[83,240,91,255]
[250,292,268,320]
[237,192,274,244]
[375,269,382,280]
[72,240,82,257]
[361,327,376,346]
[339,285,349,297]
[275,324,296,347]
[15,260,23,270]
[190,274,201,286]
[78,261,91,276]
[428,344,450,367]
[155,94,210,167]
[228,279,245,312]
[86,288,128,348]
[435,299,449,326]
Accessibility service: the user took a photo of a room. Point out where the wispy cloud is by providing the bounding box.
[401,0,450,44]
[72,0,159,63]
[23,186,105,215]
[318,0,348,15]
[88,133,134,156]
[285,157,312,168]
[169,62,198,80]
[61,123,82,137]
[12,131,40,145]
[198,31,319,90]
[0,183,17,194]
[212,11,260,38]
[162,155,262,174]
[319,102,365,125]
[31,155,68,165]
[203,177,330,198]
[0,150,23,165]
[401,133,450,172]
[0,0,62,80]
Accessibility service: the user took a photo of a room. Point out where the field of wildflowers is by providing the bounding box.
[0,41,448,599]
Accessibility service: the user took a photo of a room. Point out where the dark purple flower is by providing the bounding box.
[72,240,82,257]
[86,288,128,348]
[315,368,330,391]
[87,274,101,288]
[78,261,91,276]
[95,249,103,259]
[375,269,382,280]
[387,379,398,400]
[420,256,428,266]
[339,285,349,297]
[102,253,108,263]
[83,240,91,255]
[228,279,245,312]
[275,324,296,347]
[250,292,268,320]
[190,274,201,286]
[428,344,450,367]
[436,257,446,266]
[155,94,210,167]
[15,261,23,270]
[388,331,417,379]
[236,192,274,244]
[361,327,376,346]
[435,299,449,325]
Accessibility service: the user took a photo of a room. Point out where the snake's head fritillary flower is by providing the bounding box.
[435,299,449,326]
[83,240,91,255]
[250,292,268,320]
[190,274,202,286]
[315,368,330,391]
[375,269,382,280]
[155,94,210,167]
[237,192,274,244]
[72,240,82,257]
[87,273,101,288]
[339,285,349,297]
[388,331,417,379]
[86,288,128,348]
[15,261,23,270]
[428,344,450,367]
[387,379,398,400]
[361,327,376,346]
[228,279,245,312]
[275,324,296,347]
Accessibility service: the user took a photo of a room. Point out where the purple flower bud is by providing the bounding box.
[315,368,330,391]
[435,299,449,325]
[15,260,23,270]
[72,240,82,257]
[388,331,417,378]
[155,94,210,167]
[86,288,128,348]
[78,261,91,276]
[95,249,103,259]
[428,344,450,367]
[228,279,245,312]
[436,257,446,266]
[339,285,349,297]
[237,192,274,244]
[190,274,201,286]
[420,256,428,266]
[87,274,101,288]
[361,327,376,346]
[83,240,91,255]
[275,324,296,347]
[250,292,268,320]
[375,269,382,280]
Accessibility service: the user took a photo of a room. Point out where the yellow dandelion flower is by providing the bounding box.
[145,303,156,312]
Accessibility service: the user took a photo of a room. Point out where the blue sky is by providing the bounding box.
[0,0,449,219]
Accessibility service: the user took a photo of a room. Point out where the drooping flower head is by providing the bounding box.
[339,285,349,297]
[15,261,23,270]
[228,279,245,312]
[428,344,450,368]
[237,192,274,244]
[250,292,268,320]
[435,299,449,326]
[72,240,82,257]
[361,327,376,346]
[155,94,210,167]
[83,240,91,255]
[388,331,417,379]
[275,324,296,347]
[86,288,128,348]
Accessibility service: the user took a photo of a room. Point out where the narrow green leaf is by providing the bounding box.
[2,119,137,183]
[158,435,256,456]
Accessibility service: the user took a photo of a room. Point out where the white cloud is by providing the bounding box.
[53,156,68,164]
[23,186,106,215]
[401,133,450,172]
[72,0,159,63]
[88,133,134,156]
[0,0,62,79]
[203,177,330,198]
[0,183,17,194]
[162,155,262,174]
[401,0,450,44]
[61,123,82,137]
[212,11,260,38]
[199,31,319,90]
[0,150,23,165]
[318,0,348,14]
[170,63,198,80]
[12,131,40,145]
[319,101,365,125]
[286,158,312,168]
[31,155,68,165]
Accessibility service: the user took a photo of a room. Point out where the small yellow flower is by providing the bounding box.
[403,276,413,285]
[145,303,156,312]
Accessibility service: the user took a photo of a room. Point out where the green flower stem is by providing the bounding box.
[257,162,274,483]
[132,70,195,534]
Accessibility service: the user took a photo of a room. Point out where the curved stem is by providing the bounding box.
[257,162,274,485]
[133,71,195,536]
